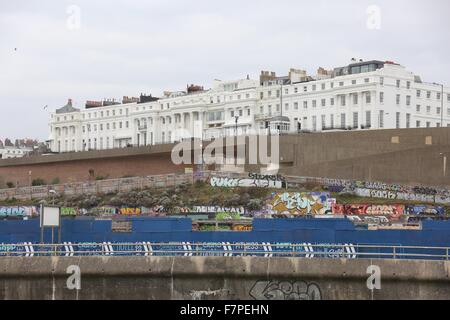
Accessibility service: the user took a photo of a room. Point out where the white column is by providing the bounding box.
[190,112,195,137]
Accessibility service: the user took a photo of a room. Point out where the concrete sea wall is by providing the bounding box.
[0,256,448,300]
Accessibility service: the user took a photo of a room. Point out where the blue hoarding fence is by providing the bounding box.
[0,242,449,261]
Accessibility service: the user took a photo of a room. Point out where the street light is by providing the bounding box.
[234,115,239,137]
[49,189,57,205]
[441,84,444,127]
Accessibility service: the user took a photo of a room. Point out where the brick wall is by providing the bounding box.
[0,152,187,188]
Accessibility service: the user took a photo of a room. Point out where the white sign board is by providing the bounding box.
[41,207,60,227]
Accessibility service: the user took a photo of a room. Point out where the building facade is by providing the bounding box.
[0,146,33,159]
[48,60,450,153]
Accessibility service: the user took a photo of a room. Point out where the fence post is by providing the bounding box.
[393,247,397,260]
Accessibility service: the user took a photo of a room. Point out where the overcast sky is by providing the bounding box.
[1,0,450,141]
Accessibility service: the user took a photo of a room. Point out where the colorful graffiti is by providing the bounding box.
[216,212,241,220]
[405,205,445,216]
[141,206,167,216]
[175,207,190,214]
[321,177,450,205]
[0,206,38,217]
[192,206,245,214]
[88,206,117,216]
[353,188,436,203]
[347,215,390,224]
[232,224,253,231]
[60,207,78,216]
[210,177,284,189]
[332,204,405,221]
[248,172,286,182]
[266,192,332,215]
[119,207,141,215]
[197,224,232,231]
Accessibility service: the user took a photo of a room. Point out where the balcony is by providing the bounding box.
[254,112,281,121]
[138,124,148,131]
[321,125,361,132]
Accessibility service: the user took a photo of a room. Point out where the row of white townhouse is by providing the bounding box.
[48,59,450,153]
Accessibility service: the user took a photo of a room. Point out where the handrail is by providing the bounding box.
[0,242,448,261]
[1,242,450,250]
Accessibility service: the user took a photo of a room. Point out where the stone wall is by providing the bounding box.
[0,256,448,300]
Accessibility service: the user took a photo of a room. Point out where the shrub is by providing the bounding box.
[194,180,206,188]
[6,182,15,188]
[223,194,241,207]
[51,178,60,185]
[32,178,46,186]
[247,199,264,211]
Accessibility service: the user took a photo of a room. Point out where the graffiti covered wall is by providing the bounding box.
[332,204,404,221]
[405,205,445,216]
[210,173,286,189]
[266,192,332,215]
[0,206,39,218]
[322,177,450,205]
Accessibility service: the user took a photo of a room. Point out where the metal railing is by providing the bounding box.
[0,242,448,261]
[0,172,206,200]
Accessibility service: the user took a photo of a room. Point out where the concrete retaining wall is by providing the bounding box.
[2,128,450,187]
[0,256,449,300]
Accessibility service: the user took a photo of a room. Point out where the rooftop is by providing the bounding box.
[56,99,80,114]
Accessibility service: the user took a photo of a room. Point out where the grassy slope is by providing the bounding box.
[0,182,445,211]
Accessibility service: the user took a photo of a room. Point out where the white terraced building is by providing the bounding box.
[48,59,450,153]
[0,146,33,159]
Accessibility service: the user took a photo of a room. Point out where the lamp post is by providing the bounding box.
[28,171,32,200]
[49,189,57,205]
[441,84,444,126]
[234,115,239,137]
[199,143,203,173]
